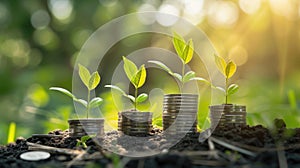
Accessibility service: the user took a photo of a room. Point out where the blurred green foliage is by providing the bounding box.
[0,0,300,145]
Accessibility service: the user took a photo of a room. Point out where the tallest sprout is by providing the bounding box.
[149,32,209,91]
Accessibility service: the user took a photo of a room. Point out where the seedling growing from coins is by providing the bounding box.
[105,56,148,111]
[50,64,103,118]
[149,32,209,91]
[214,54,239,104]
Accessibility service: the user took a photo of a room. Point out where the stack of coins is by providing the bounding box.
[118,111,153,136]
[210,104,246,129]
[163,94,198,134]
[68,119,105,137]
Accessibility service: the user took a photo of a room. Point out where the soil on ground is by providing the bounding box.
[1,119,300,168]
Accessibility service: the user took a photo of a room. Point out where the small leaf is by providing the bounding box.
[126,95,135,102]
[190,77,210,85]
[132,65,146,89]
[172,32,186,57]
[214,54,226,76]
[227,84,239,95]
[76,141,81,147]
[105,85,126,95]
[89,97,103,108]
[81,135,92,142]
[123,56,138,81]
[136,93,148,103]
[225,61,237,79]
[181,39,194,64]
[183,71,195,83]
[74,99,88,107]
[49,87,75,99]
[173,73,182,82]
[148,60,173,75]
[88,72,101,90]
[216,86,226,93]
[78,64,91,88]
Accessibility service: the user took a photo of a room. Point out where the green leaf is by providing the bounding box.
[76,141,81,147]
[74,99,88,107]
[136,93,148,103]
[172,32,186,57]
[89,97,103,108]
[81,135,92,142]
[183,71,196,83]
[105,85,126,95]
[225,61,237,79]
[88,72,101,90]
[227,84,239,95]
[214,54,226,76]
[172,73,182,82]
[148,60,173,75]
[126,95,135,102]
[190,77,210,85]
[123,56,138,81]
[104,85,135,102]
[216,86,226,93]
[78,64,91,88]
[132,65,146,89]
[49,87,75,99]
[181,39,194,64]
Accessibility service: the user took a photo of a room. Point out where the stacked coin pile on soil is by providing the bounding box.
[68,119,105,137]
[118,111,153,136]
[163,94,198,134]
[209,104,246,129]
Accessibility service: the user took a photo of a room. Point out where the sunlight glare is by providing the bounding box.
[49,0,73,21]
[239,0,261,15]
[229,45,248,66]
[156,4,179,27]
[208,1,239,28]
[138,3,157,25]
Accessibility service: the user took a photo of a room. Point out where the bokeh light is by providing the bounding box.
[30,10,51,29]
[207,1,239,28]
[48,0,73,21]
[156,3,179,26]
[239,0,261,15]
[137,4,157,25]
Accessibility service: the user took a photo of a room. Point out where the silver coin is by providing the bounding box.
[20,151,51,161]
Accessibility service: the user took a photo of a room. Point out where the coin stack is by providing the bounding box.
[163,94,198,134]
[209,104,246,129]
[118,111,153,136]
[68,119,105,137]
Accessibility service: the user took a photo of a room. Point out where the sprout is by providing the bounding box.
[214,54,239,104]
[105,56,148,111]
[149,32,209,91]
[50,64,103,118]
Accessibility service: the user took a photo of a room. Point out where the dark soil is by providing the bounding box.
[1,119,300,168]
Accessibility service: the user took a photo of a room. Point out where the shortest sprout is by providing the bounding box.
[76,135,95,149]
[50,64,103,118]
[105,56,148,111]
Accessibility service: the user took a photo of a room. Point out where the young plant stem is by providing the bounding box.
[134,87,138,111]
[181,62,185,91]
[87,89,91,119]
[225,77,228,104]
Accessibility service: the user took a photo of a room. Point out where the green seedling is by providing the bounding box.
[7,122,16,143]
[105,56,148,111]
[76,135,95,149]
[214,54,239,104]
[50,64,103,118]
[149,32,209,90]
